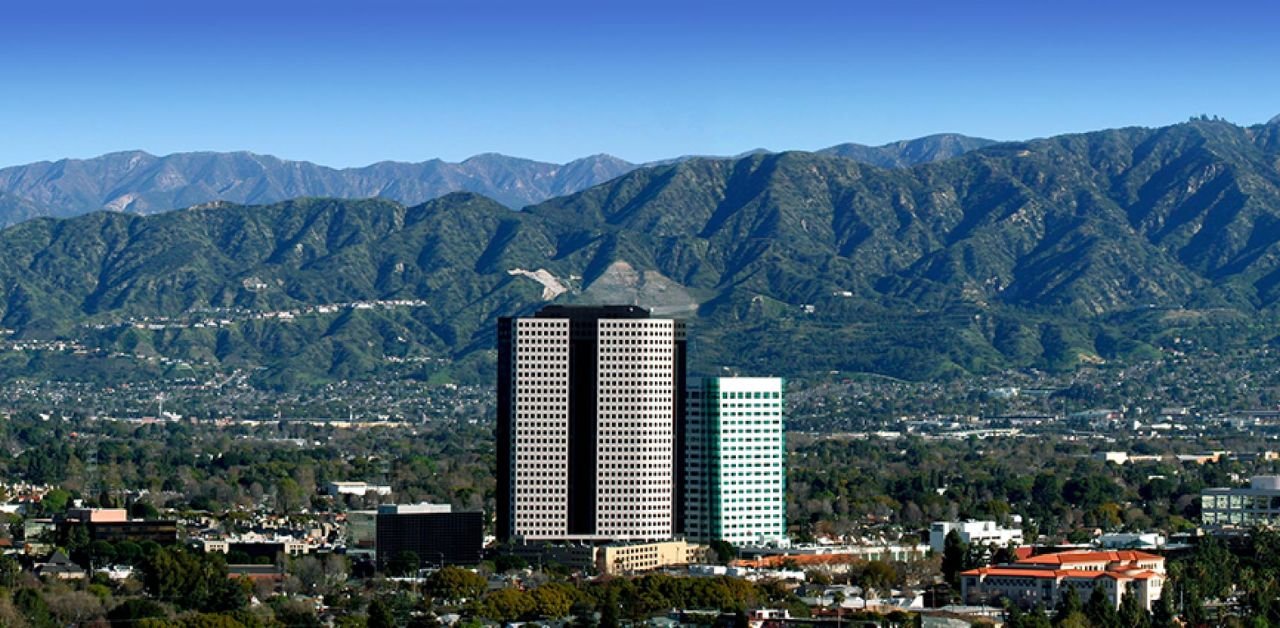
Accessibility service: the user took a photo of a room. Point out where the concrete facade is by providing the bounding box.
[497,305,686,543]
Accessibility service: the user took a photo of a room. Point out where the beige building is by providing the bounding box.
[961,550,1165,610]
[597,540,709,576]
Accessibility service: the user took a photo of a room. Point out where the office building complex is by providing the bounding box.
[1201,475,1280,527]
[58,508,178,545]
[375,503,483,568]
[497,305,686,542]
[683,377,787,545]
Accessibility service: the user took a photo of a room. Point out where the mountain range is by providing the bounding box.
[2,118,1280,388]
[0,134,994,227]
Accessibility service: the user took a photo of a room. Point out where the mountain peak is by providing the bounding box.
[564,153,632,167]
[1269,114,1280,125]
[818,134,996,167]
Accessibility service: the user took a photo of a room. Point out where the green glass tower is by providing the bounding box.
[683,377,786,545]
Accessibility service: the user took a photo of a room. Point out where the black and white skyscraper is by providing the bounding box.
[497,305,686,543]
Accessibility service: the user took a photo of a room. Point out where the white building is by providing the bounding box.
[1201,475,1280,527]
[377,503,452,515]
[324,481,392,497]
[684,377,787,546]
[929,520,1024,553]
[497,305,684,543]
[1096,532,1165,549]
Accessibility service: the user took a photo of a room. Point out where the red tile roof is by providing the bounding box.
[1015,550,1162,566]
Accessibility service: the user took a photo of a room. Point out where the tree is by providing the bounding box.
[175,614,250,628]
[45,590,105,626]
[710,540,736,564]
[1117,588,1151,628]
[1083,586,1118,628]
[530,583,575,619]
[367,598,396,628]
[289,555,325,593]
[1150,585,1177,628]
[1184,536,1238,600]
[108,598,168,627]
[425,565,487,605]
[493,553,528,573]
[599,591,620,628]
[41,488,71,513]
[386,550,420,577]
[1052,585,1087,627]
[141,547,245,613]
[857,560,897,594]
[90,539,118,565]
[15,588,55,628]
[270,598,322,628]
[570,599,599,628]
[116,540,144,565]
[131,500,161,520]
[0,555,20,588]
[942,529,968,586]
[1054,585,1081,620]
[311,553,352,596]
[481,588,534,623]
[1022,605,1052,628]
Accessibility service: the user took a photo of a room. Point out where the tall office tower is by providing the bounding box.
[684,377,787,546]
[497,305,686,543]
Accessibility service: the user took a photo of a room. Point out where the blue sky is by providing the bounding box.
[2,0,1277,167]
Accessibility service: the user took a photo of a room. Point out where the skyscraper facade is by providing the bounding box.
[497,305,686,543]
[683,377,787,545]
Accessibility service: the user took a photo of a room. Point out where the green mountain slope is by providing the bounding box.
[4,119,1280,387]
[0,135,995,227]
[818,133,998,168]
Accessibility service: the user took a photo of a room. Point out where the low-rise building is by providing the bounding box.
[343,510,378,557]
[58,508,178,545]
[324,481,392,497]
[376,503,483,569]
[734,543,930,571]
[929,520,1023,553]
[203,534,310,560]
[1096,533,1165,550]
[508,539,710,575]
[960,550,1165,611]
[1202,476,1280,527]
[597,540,709,576]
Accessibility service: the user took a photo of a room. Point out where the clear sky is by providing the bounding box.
[2,0,1277,167]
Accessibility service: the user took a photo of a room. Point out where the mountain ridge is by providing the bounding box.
[3,120,1280,387]
[0,134,996,227]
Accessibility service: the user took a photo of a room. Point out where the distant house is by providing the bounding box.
[35,550,86,580]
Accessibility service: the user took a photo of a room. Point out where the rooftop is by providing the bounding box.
[1016,550,1163,566]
